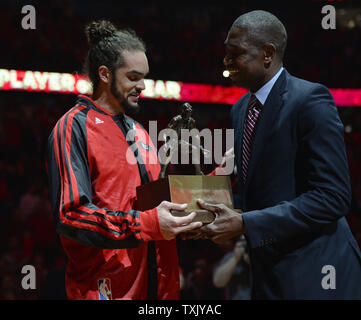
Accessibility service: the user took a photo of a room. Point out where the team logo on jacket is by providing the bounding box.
[98,278,112,300]
[95,117,104,124]
[138,141,152,151]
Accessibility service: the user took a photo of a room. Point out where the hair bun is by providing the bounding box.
[85,20,117,46]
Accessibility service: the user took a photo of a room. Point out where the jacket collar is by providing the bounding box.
[77,95,116,116]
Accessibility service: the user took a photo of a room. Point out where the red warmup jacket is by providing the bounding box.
[46,95,179,300]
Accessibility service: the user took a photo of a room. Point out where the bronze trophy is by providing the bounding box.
[159,102,209,178]
[135,102,236,224]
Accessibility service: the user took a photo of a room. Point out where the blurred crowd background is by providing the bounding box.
[0,0,361,299]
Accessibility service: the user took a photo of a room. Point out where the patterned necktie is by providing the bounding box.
[242,94,262,183]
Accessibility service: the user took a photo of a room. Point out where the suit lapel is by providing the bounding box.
[244,69,288,191]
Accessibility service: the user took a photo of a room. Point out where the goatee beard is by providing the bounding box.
[111,79,141,116]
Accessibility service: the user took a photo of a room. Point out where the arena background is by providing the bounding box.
[0,0,360,300]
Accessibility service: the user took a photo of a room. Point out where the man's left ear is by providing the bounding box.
[98,65,112,85]
[264,44,276,68]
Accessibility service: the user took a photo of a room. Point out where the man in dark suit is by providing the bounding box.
[195,10,361,299]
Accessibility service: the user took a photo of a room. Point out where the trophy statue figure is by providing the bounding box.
[135,102,237,224]
[159,102,210,179]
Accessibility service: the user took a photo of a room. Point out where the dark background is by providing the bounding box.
[0,0,360,300]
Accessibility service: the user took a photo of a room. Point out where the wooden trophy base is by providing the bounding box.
[135,175,235,224]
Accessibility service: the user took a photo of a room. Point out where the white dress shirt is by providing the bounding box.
[253,67,284,106]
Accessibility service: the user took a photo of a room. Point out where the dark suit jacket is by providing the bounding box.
[231,69,361,299]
